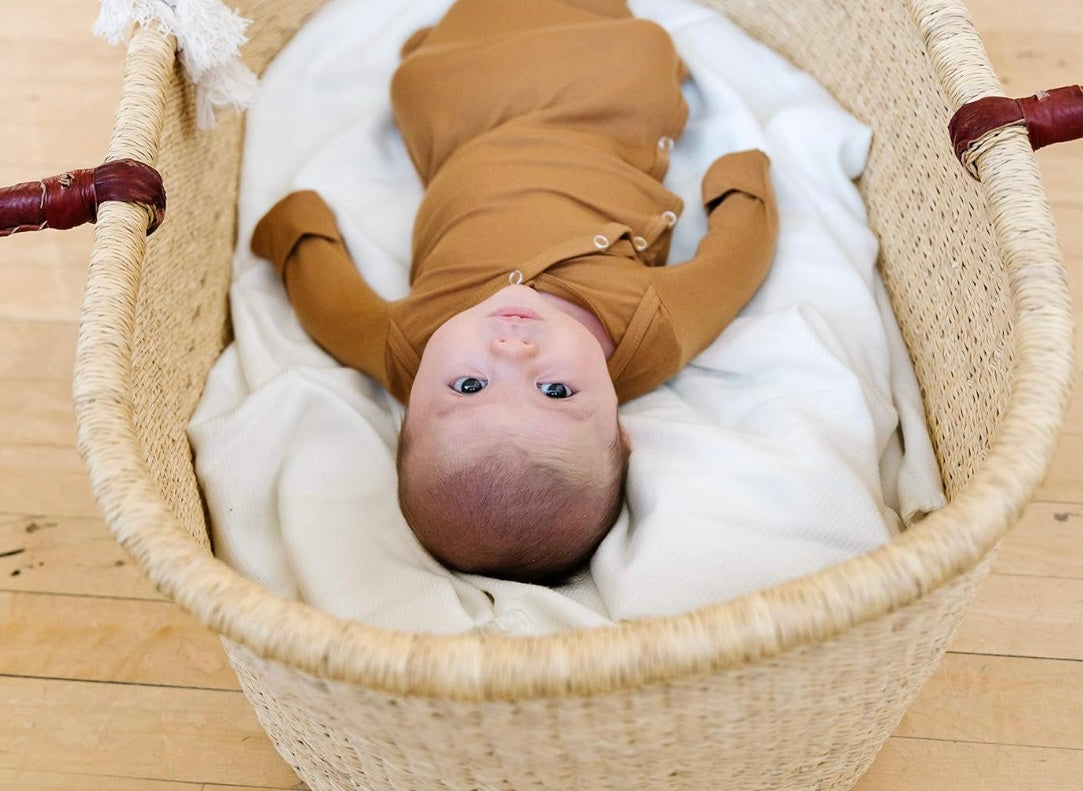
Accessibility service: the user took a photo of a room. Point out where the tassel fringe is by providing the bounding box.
[94,0,259,129]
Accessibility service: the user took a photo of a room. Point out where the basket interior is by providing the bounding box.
[130,0,1008,549]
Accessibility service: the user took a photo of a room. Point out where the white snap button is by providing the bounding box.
[658,136,675,152]
[662,210,678,227]
[593,234,610,250]
[507,269,524,285]
[632,236,648,251]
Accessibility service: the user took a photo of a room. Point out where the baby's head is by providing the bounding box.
[398,285,628,582]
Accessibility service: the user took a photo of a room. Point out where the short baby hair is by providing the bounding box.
[397,419,629,583]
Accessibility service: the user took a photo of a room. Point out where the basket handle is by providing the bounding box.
[0,158,166,237]
[950,84,1083,178]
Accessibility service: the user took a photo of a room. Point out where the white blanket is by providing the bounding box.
[188,0,946,635]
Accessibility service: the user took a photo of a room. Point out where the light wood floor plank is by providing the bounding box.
[0,320,79,382]
[0,444,101,519]
[0,224,97,270]
[0,768,195,791]
[0,768,300,791]
[1036,434,1083,502]
[897,653,1083,750]
[1063,379,1083,441]
[996,501,1083,579]
[856,737,1083,791]
[1049,205,1083,261]
[0,513,162,599]
[0,263,88,322]
[951,572,1083,659]
[979,31,1083,95]
[0,378,76,447]
[0,676,297,788]
[962,0,1083,33]
[1034,149,1083,207]
[0,1,119,39]
[0,590,238,689]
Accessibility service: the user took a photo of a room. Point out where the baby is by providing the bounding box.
[251,0,778,582]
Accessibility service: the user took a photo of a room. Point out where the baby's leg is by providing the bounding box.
[406,0,630,53]
[552,0,631,17]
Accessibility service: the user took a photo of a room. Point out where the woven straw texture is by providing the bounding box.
[73,0,1074,789]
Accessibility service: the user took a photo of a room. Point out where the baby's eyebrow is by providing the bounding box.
[433,392,593,422]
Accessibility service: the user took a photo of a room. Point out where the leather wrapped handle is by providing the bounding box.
[0,158,166,237]
[949,84,1083,178]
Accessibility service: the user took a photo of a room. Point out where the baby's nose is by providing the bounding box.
[491,337,538,358]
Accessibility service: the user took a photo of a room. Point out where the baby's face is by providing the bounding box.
[408,285,618,453]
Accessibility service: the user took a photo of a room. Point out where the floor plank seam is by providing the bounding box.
[946,649,1083,664]
[0,587,168,603]
[891,733,1083,753]
[1,766,301,790]
[0,671,241,694]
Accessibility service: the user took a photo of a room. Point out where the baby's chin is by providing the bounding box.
[471,284,556,320]
[488,283,542,301]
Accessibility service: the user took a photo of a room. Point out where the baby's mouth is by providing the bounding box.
[490,307,540,320]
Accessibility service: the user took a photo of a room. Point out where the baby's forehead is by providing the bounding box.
[405,406,615,457]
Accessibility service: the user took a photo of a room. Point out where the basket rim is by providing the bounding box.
[74,0,1074,701]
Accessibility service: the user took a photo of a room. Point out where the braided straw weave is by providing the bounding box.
[74,0,1073,788]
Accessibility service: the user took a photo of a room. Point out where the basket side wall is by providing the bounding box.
[127,63,237,546]
[124,1,331,545]
[226,558,988,791]
[709,0,1013,499]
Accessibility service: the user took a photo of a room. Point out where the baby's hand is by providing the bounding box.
[701,150,771,215]
[251,190,340,275]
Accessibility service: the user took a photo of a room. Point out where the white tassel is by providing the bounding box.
[192,58,261,129]
[94,0,259,129]
[93,0,170,44]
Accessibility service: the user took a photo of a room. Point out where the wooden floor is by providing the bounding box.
[1,1,1080,789]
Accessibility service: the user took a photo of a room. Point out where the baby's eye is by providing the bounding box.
[538,382,573,399]
[451,376,488,394]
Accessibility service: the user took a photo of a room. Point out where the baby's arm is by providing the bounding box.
[251,190,391,381]
[650,150,778,364]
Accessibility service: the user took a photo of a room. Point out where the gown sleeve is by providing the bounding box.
[251,190,392,385]
[649,149,778,367]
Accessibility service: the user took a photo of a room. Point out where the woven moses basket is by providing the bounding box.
[72,0,1074,788]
